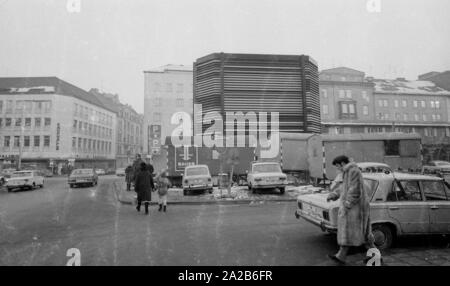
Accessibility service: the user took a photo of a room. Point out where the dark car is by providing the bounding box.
[68,169,98,188]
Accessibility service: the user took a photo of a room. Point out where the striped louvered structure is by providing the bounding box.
[193,53,321,140]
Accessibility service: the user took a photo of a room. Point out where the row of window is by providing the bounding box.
[73,103,113,127]
[0,117,51,128]
[2,135,50,148]
[72,120,113,139]
[0,100,52,114]
[72,137,112,154]
[323,102,444,122]
[321,90,369,102]
[152,82,189,93]
[117,132,141,145]
[329,126,450,137]
[153,98,185,107]
[378,99,441,109]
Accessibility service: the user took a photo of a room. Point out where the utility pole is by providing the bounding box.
[18,125,24,170]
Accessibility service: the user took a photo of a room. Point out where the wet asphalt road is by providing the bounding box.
[0,175,344,266]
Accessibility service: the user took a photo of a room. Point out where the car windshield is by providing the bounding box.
[12,172,33,178]
[186,167,209,176]
[253,164,281,173]
[72,169,93,175]
[363,178,379,199]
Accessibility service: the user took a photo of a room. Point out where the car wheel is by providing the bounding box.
[7,188,12,192]
[372,224,394,250]
[279,187,285,195]
[70,184,74,188]
[183,189,188,196]
[208,188,213,194]
[32,183,36,190]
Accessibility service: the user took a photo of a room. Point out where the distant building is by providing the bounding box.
[0,77,116,173]
[90,88,144,168]
[319,68,450,162]
[143,64,193,155]
[193,52,321,143]
[320,67,375,134]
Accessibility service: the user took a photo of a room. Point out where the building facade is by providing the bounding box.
[319,68,450,162]
[0,77,116,173]
[90,88,144,168]
[193,53,321,143]
[143,65,193,155]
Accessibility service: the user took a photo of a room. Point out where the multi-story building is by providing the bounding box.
[143,64,193,155]
[320,67,375,134]
[319,68,450,161]
[90,88,144,168]
[193,52,320,142]
[0,77,116,173]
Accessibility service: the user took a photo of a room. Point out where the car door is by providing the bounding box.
[386,180,430,234]
[422,180,450,233]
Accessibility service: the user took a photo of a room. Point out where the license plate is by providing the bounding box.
[304,204,322,218]
[77,179,87,183]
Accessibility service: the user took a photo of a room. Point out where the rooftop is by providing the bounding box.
[0,77,116,113]
[144,64,193,73]
[373,78,450,95]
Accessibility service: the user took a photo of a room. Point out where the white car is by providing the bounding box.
[182,165,213,196]
[115,168,126,176]
[6,170,44,192]
[247,161,288,194]
[96,169,106,176]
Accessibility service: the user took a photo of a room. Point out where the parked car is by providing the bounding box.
[68,169,98,188]
[5,170,44,192]
[115,168,126,176]
[95,169,106,176]
[422,160,450,176]
[295,172,450,249]
[182,165,213,196]
[247,161,287,194]
[357,162,392,174]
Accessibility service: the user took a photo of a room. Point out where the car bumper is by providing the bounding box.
[69,180,94,184]
[6,183,32,188]
[295,209,337,233]
[183,184,213,191]
[253,183,287,189]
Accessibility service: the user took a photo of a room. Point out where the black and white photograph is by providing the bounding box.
[1,0,450,271]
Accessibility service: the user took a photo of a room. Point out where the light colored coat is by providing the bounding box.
[336,162,373,246]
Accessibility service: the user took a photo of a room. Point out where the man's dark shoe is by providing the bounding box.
[158,204,162,212]
[327,254,346,265]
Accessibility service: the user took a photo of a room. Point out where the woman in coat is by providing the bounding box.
[327,155,376,264]
[134,162,154,215]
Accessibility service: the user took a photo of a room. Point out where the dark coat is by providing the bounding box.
[134,169,154,202]
[132,159,144,180]
[125,166,133,183]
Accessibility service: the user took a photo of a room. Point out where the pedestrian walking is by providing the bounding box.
[125,165,133,191]
[326,155,377,265]
[132,154,144,180]
[155,170,171,212]
[134,162,155,215]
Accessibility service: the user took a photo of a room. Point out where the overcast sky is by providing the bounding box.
[0,0,449,113]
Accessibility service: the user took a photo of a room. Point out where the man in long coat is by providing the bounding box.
[134,162,154,215]
[327,155,376,264]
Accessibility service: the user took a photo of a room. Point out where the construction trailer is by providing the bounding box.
[255,132,423,184]
[151,136,256,186]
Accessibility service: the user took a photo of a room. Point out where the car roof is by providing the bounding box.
[431,160,450,164]
[252,161,279,165]
[185,165,208,169]
[357,162,391,169]
[363,172,443,181]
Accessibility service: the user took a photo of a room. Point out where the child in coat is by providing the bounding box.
[156,171,171,212]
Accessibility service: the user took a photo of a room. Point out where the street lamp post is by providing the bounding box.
[18,124,25,170]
